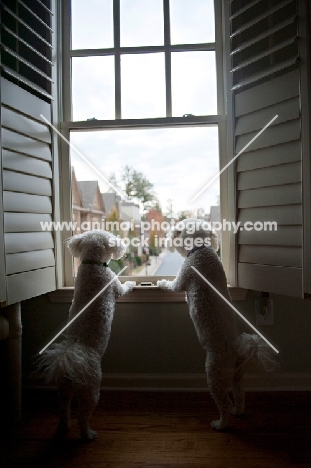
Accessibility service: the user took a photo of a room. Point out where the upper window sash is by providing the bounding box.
[62,0,222,123]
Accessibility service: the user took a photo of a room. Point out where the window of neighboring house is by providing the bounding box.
[61,0,227,284]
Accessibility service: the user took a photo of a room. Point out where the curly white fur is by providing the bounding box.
[157,218,278,430]
[38,230,135,440]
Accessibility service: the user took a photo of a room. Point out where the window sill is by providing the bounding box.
[47,283,247,304]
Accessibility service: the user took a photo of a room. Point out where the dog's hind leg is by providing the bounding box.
[57,382,73,435]
[206,355,233,431]
[76,382,100,441]
[231,365,245,416]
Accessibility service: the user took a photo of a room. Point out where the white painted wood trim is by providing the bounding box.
[4,213,52,233]
[234,69,300,116]
[6,249,55,275]
[238,226,302,247]
[47,284,248,303]
[6,267,56,305]
[3,170,52,196]
[98,372,311,392]
[239,245,302,268]
[238,263,302,297]
[238,184,301,208]
[237,140,301,171]
[1,78,51,122]
[2,150,52,178]
[5,232,54,254]
[3,191,52,214]
[298,0,311,297]
[2,128,52,161]
[238,205,302,225]
[1,106,51,144]
[25,372,311,392]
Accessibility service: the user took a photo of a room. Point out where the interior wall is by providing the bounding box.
[20,289,311,391]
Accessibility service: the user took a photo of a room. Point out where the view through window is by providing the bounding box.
[71,127,220,276]
[68,0,221,276]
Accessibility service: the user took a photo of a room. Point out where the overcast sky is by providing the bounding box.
[70,0,219,216]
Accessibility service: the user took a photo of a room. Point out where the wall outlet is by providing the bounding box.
[255,297,273,325]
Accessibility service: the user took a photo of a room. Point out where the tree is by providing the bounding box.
[150,200,162,214]
[105,207,120,236]
[121,165,157,209]
[107,172,121,193]
[177,210,193,221]
[166,198,174,219]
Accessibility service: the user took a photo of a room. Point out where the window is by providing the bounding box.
[60,0,227,285]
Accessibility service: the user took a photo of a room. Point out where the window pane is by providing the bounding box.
[72,56,115,121]
[70,126,220,276]
[170,0,215,44]
[171,51,217,116]
[71,0,113,49]
[121,53,165,119]
[120,0,164,46]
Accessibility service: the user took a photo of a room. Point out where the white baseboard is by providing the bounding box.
[99,372,311,392]
[22,372,311,392]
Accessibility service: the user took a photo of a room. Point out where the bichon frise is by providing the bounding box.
[38,230,135,440]
[157,218,277,430]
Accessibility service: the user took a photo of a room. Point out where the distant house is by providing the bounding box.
[102,193,142,232]
[119,201,141,225]
[71,169,106,233]
[119,201,142,251]
[102,192,121,220]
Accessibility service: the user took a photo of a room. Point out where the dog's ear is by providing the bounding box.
[166,226,182,252]
[66,234,84,257]
[209,230,219,252]
[111,241,126,260]
[102,233,126,260]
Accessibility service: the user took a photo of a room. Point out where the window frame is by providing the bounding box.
[58,0,232,289]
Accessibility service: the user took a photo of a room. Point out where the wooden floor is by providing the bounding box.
[0,390,310,467]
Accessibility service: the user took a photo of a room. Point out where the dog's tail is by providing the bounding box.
[37,340,101,385]
[236,333,278,372]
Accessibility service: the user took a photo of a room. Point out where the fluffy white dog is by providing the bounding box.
[39,230,135,440]
[157,218,277,430]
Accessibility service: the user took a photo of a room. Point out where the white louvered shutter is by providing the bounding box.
[0,0,57,305]
[226,0,311,297]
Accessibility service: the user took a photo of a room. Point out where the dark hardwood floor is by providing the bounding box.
[0,390,310,467]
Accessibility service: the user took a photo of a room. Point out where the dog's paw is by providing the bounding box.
[231,406,245,417]
[123,281,136,292]
[157,279,169,289]
[211,419,228,431]
[81,428,98,441]
[56,421,70,436]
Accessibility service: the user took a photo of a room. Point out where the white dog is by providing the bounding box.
[157,218,277,430]
[39,230,135,440]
